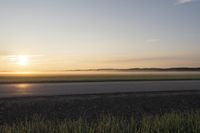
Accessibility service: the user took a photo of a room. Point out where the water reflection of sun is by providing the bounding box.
[16,84,30,93]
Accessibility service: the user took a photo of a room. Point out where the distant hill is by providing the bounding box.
[125,67,200,71]
[67,67,200,72]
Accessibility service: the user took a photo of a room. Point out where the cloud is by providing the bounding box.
[101,56,182,63]
[176,0,194,4]
[0,54,44,61]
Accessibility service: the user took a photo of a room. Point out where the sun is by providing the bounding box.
[18,55,29,66]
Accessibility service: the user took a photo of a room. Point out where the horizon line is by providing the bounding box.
[1,67,200,73]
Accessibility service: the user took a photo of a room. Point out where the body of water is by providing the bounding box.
[0,80,200,98]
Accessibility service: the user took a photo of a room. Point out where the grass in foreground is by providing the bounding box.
[1,112,200,133]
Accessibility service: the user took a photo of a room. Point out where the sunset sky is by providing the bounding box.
[0,0,200,71]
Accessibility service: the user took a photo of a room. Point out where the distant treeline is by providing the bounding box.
[67,67,200,72]
[122,67,200,71]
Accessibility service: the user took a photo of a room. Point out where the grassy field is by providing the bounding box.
[0,71,200,83]
[1,112,200,133]
[1,91,200,132]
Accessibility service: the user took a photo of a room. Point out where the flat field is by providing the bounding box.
[1,71,200,132]
[0,71,200,83]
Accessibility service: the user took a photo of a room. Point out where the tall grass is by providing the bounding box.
[1,112,200,133]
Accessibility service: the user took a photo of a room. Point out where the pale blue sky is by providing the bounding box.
[0,0,200,71]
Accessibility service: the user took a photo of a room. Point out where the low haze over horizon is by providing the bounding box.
[0,0,200,72]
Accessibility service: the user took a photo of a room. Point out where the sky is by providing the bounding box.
[0,0,200,71]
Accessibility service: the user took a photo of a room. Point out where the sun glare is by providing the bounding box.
[18,55,29,66]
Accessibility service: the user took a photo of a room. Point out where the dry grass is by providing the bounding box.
[1,112,200,133]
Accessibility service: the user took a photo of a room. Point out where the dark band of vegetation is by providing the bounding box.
[1,112,200,133]
[1,73,200,84]
[69,67,200,71]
